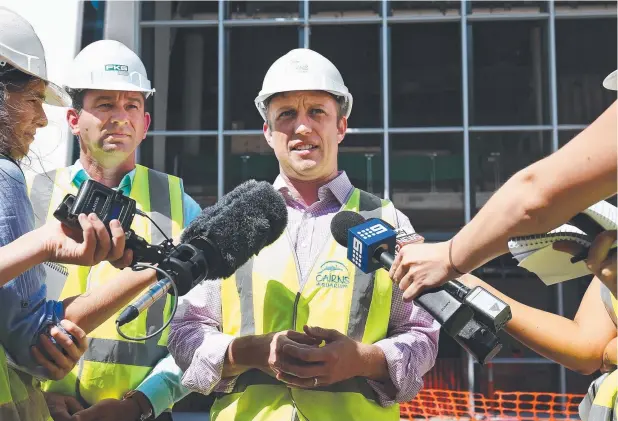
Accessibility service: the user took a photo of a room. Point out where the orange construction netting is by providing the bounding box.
[400,389,585,420]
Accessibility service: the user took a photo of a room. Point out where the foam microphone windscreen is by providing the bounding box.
[191,179,261,221]
[330,210,366,246]
[181,180,288,279]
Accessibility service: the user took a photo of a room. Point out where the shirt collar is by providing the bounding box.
[69,160,135,195]
[273,171,354,207]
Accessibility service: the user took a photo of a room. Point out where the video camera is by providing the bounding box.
[54,179,136,233]
[53,179,206,291]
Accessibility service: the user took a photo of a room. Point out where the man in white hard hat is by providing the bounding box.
[168,48,439,421]
[27,40,201,421]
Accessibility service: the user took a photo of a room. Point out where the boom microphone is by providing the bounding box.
[117,180,288,326]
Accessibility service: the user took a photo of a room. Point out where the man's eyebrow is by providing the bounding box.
[93,95,115,101]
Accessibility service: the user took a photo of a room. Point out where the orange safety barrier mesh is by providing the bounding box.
[401,389,585,420]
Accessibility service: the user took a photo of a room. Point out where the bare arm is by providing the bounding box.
[461,274,617,374]
[451,101,617,273]
[62,267,156,334]
[0,215,130,286]
[0,228,49,286]
[392,101,618,301]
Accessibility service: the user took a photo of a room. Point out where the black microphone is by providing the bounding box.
[117,180,288,326]
[330,211,473,337]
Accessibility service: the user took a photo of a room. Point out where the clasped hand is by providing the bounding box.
[31,320,87,381]
[266,325,364,388]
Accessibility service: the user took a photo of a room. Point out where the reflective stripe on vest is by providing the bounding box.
[0,347,51,421]
[579,286,618,421]
[579,371,618,421]
[216,189,400,421]
[26,165,184,405]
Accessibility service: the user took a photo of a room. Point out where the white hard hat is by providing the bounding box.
[603,70,617,91]
[255,48,353,121]
[0,7,70,107]
[65,40,155,97]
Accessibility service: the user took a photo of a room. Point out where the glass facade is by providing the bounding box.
[134,0,616,398]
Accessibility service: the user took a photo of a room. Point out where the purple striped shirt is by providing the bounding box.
[168,171,440,406]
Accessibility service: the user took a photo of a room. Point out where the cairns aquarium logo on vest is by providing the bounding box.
[316,261,350,288]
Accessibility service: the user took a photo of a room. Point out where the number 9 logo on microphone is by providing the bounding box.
[347,219,396,273]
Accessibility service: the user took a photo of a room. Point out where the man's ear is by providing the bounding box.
[66,109,80,136]
[263,121,274,150]
[337,116,347,144]
[143,112,152,140]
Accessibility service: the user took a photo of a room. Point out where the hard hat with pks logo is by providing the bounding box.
[65,40,155,97]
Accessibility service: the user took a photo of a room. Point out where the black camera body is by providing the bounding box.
[53,179,201,272]
[54,180,162,264]
[54,179,136,233]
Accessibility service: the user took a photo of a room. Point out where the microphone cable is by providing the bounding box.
[115,263,179,342]
[116,209,182,342]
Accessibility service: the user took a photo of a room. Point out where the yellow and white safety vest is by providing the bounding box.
[0,346,51,421]
[26,164,184,406]
[214,188,401,421]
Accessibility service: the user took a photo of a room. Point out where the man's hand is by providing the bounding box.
[389,241,457,302]
[39,214,131,268]
[225,330,321,378]
[554,230,617,296]
[31,320,87,380]
[71,398,143,421]
[273,326,388,388]
[44,392,85,421]
[265,330,321,376]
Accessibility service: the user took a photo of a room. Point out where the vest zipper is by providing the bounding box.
[286,229,305,332]
[284,196,358,421]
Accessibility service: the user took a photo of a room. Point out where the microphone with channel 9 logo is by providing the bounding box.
[331,212,473,337]
[331,211,506,363]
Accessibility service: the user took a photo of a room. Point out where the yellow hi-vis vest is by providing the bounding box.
[579,285,618,421]
[215,189,401,421]
[0,346,51,421]
[25,165,184,406]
